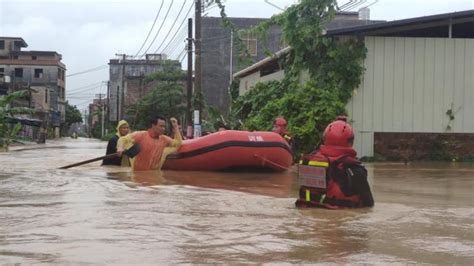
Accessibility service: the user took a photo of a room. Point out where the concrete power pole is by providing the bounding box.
[96,93,106,138]
[115,53,126,121]
[195,0,202,125]
[121,54,126,120]
[186,18,193,138]
[106,81,110,134]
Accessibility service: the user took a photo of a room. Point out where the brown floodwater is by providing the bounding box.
[0,138,473,264]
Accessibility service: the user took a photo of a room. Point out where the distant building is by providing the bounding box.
[201,12,383,112]
[233,10,474,160]
[0,36,66,139]
[108,54,181,123]
[88,97,106,137]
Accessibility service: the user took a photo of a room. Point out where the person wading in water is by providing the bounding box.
[117,116,182,171]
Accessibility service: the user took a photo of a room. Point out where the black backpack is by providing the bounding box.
[328,157,374,207]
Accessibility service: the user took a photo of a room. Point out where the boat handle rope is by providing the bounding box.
[253,154,295,172]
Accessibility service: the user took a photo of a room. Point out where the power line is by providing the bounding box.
[71,99,95,107]
[66,65,108,77]
[133,0,165,58]
[163,24,187,56]
[67,83,106,96]
[152,0,187,54]
[169,41,186,60]
[68,81,105,92]
[164,27,188,57]
[159,0,194,55]
[179,50,187,64]
[139,0,174,58]
[177,48,186,59]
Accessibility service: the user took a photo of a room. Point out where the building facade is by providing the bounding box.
[88,98,106,137]
[201,12,382,113]
[201,17,283,113]
[108,54,180,123]
[0,36,66,139]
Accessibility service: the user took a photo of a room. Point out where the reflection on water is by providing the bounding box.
[108,169,295,198]
[0,138,473,264]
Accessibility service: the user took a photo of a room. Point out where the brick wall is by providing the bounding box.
[374,132,474,161]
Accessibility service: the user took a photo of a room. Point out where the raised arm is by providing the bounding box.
[169,117,183,147]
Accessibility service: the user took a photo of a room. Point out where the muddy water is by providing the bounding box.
[0,138,473,264]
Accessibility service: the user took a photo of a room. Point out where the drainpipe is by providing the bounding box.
[448,18,452,39]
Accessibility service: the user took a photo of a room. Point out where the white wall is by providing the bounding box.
[347,36,474,157]
[238,69,285,95]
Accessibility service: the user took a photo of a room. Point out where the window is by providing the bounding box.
[58,68,65,81]
[34,68,43,78]
[240,32,258,56]
[14,68,23,78]
[45,89,48,104]
[0,68,4,74]
[32,55,37,60]
[0,40,4,50]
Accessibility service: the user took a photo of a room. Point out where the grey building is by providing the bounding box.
[201,12,383,113]
[108,54,180,122]
[0,36,66,138]
[201,17,282,113]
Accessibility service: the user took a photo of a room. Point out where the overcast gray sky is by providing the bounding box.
[1,0,473,110]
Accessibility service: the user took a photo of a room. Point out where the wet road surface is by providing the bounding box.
[0,138,473,264]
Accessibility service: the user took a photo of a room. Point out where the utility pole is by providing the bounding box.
[96,93,106,138]
[116,85,120,122]
[115,53,126,121]
[186,18,193,137]
[121,54,126,120]
[229,30,233,83]
[106,81,110,134]
[194,0,202,124]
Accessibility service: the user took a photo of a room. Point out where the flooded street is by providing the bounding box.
[0,138,473,264]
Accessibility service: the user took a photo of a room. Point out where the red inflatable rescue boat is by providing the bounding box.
[163,130,293,171]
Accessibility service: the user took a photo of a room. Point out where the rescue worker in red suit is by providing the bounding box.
[273,117,295,158]
[295,116,374,209]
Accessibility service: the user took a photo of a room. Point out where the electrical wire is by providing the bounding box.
[176,48,186,60]
[165,28,188,57]
[66,65,108,77]
[158,0,194,54]
[139,0,174,58]
[67,81,105,92]
[179,50,187,64]
[67,84,105,96]
[133,0,165,58]
[163,25,188,56]
[152,0,187,54]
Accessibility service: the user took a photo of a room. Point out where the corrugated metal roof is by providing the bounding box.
[327,10,474,36]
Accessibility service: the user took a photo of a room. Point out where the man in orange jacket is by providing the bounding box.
[117,116,182,171]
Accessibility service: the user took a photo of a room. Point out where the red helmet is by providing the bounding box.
[273,117,287,126]
[323,116,354,147]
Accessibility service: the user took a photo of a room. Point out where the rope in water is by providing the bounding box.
[253,154,296,172]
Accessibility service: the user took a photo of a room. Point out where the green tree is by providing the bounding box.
[127,60,186,130]
[65,101,83,127]
[210,0,366,155]
[0,90,34,151]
